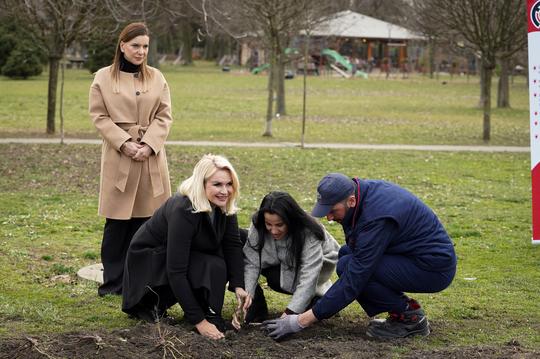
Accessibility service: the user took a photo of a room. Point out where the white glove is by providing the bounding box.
[261,314,304,340]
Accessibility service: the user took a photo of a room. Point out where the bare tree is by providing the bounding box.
[102,1,190,67]
[191,0,330,137]
[0,0,190,135]
[354,0,412,25]
[496,40,526,108]
[410,0,445,79]
[413,0,526,142]
[0,0,105,134]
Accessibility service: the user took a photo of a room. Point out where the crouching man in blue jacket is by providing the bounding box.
[262,173,456,339]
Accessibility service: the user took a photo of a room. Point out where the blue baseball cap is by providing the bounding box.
[311,173,355,217]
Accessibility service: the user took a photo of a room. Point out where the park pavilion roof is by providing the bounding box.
[309,10,424,41]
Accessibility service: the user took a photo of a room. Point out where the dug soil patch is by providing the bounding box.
[1,319,537,358]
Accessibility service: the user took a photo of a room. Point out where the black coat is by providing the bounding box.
[122,194,244,324]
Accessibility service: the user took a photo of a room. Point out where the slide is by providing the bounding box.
[329,64,351,79]
[322,49,353,72]
[251,63,270,74]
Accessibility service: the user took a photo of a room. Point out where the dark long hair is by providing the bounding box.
[251,191,324,272]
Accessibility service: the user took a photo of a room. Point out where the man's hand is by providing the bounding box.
[261,314,304,340]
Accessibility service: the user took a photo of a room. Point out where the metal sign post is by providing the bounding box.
[528,0,540,244]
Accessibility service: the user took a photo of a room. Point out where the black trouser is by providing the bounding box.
[130,251,227,323]
[240,228,290,321]
[261,265,291,294]
[99,217,148,296]
[259,265,320,313]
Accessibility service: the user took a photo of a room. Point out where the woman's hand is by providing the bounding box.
[195,319,224,340]
[120,141,142,158]
[235,288,252,313]
[232,288,252,329]
[132,144,153,162]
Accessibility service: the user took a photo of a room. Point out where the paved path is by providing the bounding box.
[0,137,530,153]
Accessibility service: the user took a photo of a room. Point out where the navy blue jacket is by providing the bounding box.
[312,179,456,320]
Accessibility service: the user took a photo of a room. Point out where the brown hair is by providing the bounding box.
[110,22,152,93]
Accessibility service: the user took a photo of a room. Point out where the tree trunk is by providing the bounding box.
[263,63,275,137]
[215,36,227,62]
[226,37,236,57]
[497,58,510,108]
[429,38,435,79]
[46,56,61,134]
[148,38,159,68]
[181,22,193,65]
[478,65,485,108]
[276,53,286,116]
[203,37,214,60]
[482,66,492,142]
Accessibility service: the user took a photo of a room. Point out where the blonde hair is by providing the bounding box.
[110,22,152,93]
[178,154,240,215]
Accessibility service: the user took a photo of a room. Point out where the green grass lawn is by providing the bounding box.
[0,62,538,354]
[0,144,538,352]
[0,61,530,146]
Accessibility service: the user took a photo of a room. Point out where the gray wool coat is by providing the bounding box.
[243,223,340,313]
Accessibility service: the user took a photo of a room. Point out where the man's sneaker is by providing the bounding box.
[366,299,430,338]
[367,318,386,327]
[368,298,423,327]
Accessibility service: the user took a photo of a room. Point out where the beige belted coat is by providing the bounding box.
[89,66,172,219]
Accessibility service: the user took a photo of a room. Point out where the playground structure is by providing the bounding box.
[251,48,369,79]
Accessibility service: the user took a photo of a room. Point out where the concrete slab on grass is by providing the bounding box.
[77,263,104,284]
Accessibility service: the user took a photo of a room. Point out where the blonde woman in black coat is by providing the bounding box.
[122,154,250,340]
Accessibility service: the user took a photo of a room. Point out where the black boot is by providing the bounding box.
[245,284,269,324]
[129,304,160,323]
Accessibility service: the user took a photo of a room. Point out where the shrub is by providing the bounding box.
[0,32,17,69]
[0,19,19,69]
[85,37,116,73]
[1,42,43,79]
[0,19,46,70]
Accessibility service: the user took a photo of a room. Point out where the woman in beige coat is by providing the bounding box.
[89,22,172,296]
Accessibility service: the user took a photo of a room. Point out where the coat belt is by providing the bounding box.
[115,125,164,197]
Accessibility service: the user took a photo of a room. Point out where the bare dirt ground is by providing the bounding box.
[1,318,538,359]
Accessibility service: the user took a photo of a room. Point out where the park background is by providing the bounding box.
[1,0,539,358]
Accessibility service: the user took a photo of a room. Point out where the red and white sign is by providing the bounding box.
[528,0,540,244]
